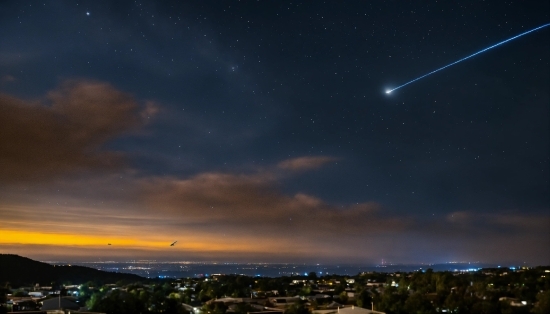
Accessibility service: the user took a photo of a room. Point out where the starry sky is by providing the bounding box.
[1,1,549,265]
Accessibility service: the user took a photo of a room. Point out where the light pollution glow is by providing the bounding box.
[1,80,548,264]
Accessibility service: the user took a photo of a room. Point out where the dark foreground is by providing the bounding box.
[1,254,549,314]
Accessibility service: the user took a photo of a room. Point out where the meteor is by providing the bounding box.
[386,23,550,94]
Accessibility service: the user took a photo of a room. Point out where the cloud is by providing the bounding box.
[0,147,547,263]
[1,166,548,263]
[278,156,338,171]
[139,170,405,242]
[0,80,157,183]
[445,210,550,231]
[0,157,407,262]
[0,52,37,67]
[1,75,15,83]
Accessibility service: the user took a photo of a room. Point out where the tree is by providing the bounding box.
[78,284,91,302]
[157,297,187,314]
[376,286,407,314]
[470,300,498,314]
[88,290,148,314]
[338,291,349,304]
[202,301,227,314]
[443,289,467,313]
[532,290,550,314]
[233,302,256,314]
[403,292,435,314]
[355,289,372,309]
[299,286,312,297]
[285,302,311,314]
[85,280,97,288]
[333,283,346,295]
[0,287,7,314]
[86,291,105,311]
[309,300,319,311]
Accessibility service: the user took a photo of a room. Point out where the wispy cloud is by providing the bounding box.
[1,74,15,83]
[278,156,338,171]
[139,169,406,244]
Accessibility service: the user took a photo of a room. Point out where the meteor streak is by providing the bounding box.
[386,23,550,94]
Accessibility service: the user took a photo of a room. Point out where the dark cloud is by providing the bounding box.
[444,211,550,235]
[0,80,156,183]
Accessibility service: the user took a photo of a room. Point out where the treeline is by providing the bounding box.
[360,268,550,314]
[85,282,187,314]
[0,254,143,286]
[82,267,550,314]
[2,263,550,314]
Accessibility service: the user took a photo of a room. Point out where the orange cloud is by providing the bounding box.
[0,80,157,183]
[1,171,549,263]
[2,146,546,263]
[140,171,405,242]
[278,156,338,171]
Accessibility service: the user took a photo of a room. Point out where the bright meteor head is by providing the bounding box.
[385,90,391,94]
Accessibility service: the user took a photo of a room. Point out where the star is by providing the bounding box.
[86,12,90,16]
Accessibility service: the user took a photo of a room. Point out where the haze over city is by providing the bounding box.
[0,1,549,265]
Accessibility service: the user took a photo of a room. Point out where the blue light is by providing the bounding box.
[386,23,550,93]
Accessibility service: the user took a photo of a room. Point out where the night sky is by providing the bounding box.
[1,1,549,265]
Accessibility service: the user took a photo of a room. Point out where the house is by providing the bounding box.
[206,297,244,305]
[8,298,40,312]
[499,297,527,307]
[227,303,264,313]
[268,297,300,308]
[41,297,80,312]
[323,301,343,310]
[314,305,385,314]
[307,294,330,299]
[29,291,48,298]
[248,311,283,314]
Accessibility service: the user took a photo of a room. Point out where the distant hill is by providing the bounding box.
[0,254,144,287]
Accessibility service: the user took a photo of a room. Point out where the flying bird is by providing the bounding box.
[170,241,177,246]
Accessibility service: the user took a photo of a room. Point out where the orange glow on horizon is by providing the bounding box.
[0,229,269,253]
[0,229,170,248]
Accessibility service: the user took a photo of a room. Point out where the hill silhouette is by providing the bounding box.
[0,254,144,287]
